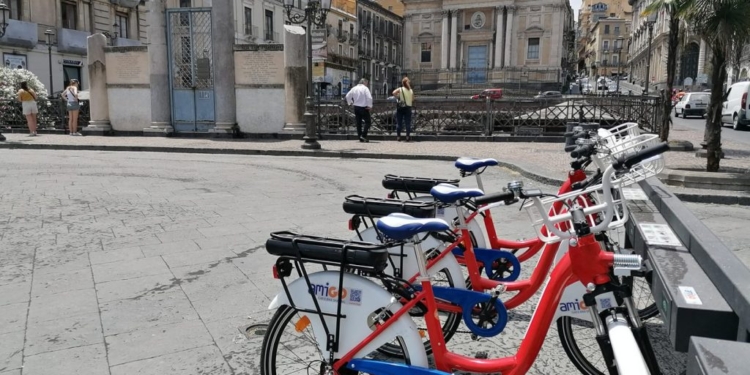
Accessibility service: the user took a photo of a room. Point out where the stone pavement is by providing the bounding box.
[0,150,690,375]
[0,118,748,186]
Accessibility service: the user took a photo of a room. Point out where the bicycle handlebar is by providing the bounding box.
[570,144,595,158]
[612,142,670,171]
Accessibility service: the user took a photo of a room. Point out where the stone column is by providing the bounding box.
[504,7,515,67]
[210,0,238,137]
[144,0,173,135]
[403,15,413,69]
[494,7,504,68]
[441,12,449,69]
[284,25,306,132]
[698,39,706,74]
[450,12,458,68]
[83,34,112,135]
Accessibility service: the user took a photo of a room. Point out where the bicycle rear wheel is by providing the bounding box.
[260,305,415,375]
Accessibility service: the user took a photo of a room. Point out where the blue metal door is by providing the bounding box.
[467,46,488,84]
[167,9,215,132]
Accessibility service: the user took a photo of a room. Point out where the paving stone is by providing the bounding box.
[33,252,91,275]
[110,345,232,375]
[96,273,178,303]
[170,262,252,302]
[101,234,161,251]
[0,263,33,287]
[160,219,211,232]
[0,330,24,372]
[24,312,103,356]
[139,239,200,257]
[88,246,144,265]
[0,281,30,307]
[197,224,249,239]
[204,313,272,374]
[31,268,94,297]
[161,249,237,268]
[0,303,27,334]
[193,233,255,253]
[155,229,205,244]
[100,288,200,336]
[92,257,171,283]
[105,320,215,366]
[21,343,109,375]
[190,286,270,323]
[27,289,99,324]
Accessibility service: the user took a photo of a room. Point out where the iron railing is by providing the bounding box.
[0,99,91,132]
[315,95,663,137]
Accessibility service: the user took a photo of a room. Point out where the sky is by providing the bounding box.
[571,0,583,21]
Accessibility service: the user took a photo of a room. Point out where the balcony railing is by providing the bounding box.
[0,19,38,48]
[337,30,348,43]
[245,25,258,37]
[265,30,279,42]
[349,33,358,45]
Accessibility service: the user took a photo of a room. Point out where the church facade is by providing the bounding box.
[401,0,574,89]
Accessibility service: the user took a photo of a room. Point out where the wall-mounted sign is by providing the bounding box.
[591,3,608,12]
[471,12,486,29]
[63,59,83,66]
[312,28,326,45]
[3,53,27,70]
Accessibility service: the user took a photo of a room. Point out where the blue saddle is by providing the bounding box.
[454,157,499,172]
[376,213,450,241]
[430,183,484,204]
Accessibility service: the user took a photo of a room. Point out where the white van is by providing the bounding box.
[721,81,750,130]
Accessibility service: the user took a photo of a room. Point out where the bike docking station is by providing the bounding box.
[624,171,750,374]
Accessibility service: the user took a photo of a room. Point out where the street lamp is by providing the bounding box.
[643,13,657,95]
[0,1,9,38]
[283,0,331,150]
[615,36,624,94]
[44,29,54,95]
[102,22,119,46]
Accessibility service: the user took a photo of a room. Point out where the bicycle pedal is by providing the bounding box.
[474,351,489,359]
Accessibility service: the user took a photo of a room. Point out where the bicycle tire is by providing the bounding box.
[261,305,413,375]
[558,296,657,374]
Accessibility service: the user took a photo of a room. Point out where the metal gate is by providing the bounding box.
[166,8,215,132]
[467,46,488,84]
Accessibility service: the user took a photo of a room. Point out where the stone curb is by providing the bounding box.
[1,142,743,206]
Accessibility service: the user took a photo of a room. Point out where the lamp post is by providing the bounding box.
[615,36,624,95]
[283,0,331,150]
[44,29,54,95]
[102,22,119,46]
[0,1,9,38]
[644,13,657,95]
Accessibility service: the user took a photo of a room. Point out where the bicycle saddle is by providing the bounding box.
[430,183,484,204]
[454,157,499,172]
[376,213,450,241]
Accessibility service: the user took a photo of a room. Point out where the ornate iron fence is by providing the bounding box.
[316,95,663,136]
[0,99,90,132]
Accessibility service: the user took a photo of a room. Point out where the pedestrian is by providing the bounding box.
[345,78,372,143]
[62,79,81,136]
[17,82,39,137]
[392,77,414,142]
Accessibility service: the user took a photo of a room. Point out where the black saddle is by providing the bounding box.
[382,174,460,194]
[343,195,436,219]
[266,231,389,270]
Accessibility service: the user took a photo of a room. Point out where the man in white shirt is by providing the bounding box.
[345,78,373,142]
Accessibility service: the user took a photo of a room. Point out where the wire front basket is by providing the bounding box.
[593,133,666,186]
[523,184,628,243]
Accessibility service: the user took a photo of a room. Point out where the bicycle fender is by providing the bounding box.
[267,271,429,367]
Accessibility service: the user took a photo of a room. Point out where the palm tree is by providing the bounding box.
[642,0,691,143]
[685,0,750,171]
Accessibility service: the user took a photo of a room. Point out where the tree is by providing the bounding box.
[729,33,749,83]
[686,0,750,171]
[642,0,691,143]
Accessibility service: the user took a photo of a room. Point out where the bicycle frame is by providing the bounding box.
[334,234,615,375]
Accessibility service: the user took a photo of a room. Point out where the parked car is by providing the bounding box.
[721,81,750,130]
[581,84,593,95]
[471,88,503,100]
[534,91,562,99]
[674,92,709,118]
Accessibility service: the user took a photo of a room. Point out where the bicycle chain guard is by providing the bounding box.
[474,248,521,282]
[416,286,508,338]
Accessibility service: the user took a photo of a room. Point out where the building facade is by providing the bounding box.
[628,0,709,91]
[357,0,403,96]
[316,0,359,97]
[401,0,574,89]
[576,0,632,74]
[1,0,146,93]
[584,18,630,78]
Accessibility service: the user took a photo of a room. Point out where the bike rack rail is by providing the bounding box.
[624,177,750,370]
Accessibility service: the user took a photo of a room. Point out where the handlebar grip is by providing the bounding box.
[613,142,670,170]
[474,191,515,206]
[570,144,594,158]
[564,131,576,137]
[564,144,577,152]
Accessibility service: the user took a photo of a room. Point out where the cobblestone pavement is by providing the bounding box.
[0,149,727,375]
